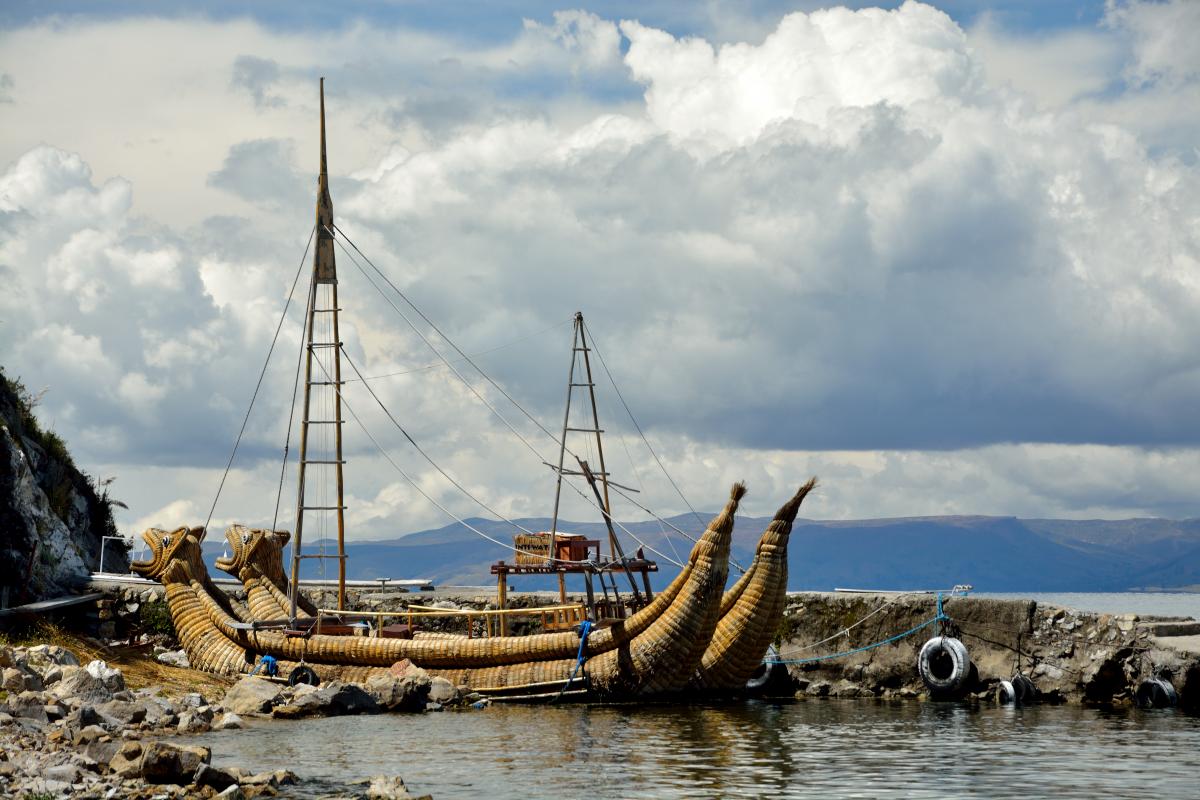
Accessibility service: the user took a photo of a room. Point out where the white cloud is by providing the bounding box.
[3,3,1200,541]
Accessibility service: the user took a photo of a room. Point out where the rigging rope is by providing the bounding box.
[769,613,947,665]
[205,225,315,533]
[305,353,599,565]
[328,228,687,569]
[345,318,573,383]
[272,270,316,532]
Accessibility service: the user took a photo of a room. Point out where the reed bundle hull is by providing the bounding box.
[692,478,816,691]
[133,484,748,699]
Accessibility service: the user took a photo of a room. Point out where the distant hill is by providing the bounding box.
[197,513,1200,594]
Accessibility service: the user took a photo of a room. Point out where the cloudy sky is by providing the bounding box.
[2,0,1199,545]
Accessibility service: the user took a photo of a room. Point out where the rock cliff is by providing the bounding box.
[0,367,125,606]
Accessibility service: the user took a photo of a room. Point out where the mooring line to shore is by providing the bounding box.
[769,613,948,665]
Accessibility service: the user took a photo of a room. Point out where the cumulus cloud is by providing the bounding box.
[2,3,1200,539]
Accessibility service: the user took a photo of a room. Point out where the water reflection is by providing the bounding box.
[192,699,1200,799]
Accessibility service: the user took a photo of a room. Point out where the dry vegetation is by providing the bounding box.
[0,620,232,698]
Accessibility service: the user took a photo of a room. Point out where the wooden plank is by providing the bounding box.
[0,592,103,618]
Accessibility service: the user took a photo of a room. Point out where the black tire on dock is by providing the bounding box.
[1012,674,1036,704]
[998,680,1016,704]
[917,636,972,695]
[1135,677,1178,709]
[288,665,321,687]
[746,645,787,693]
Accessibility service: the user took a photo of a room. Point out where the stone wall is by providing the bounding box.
[778,592,1200,710]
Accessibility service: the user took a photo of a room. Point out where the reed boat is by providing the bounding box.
[134,483,744,697]
[132,79,815,700]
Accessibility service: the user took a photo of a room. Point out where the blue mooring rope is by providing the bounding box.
[769,613,948,665]
[550,620,593,703]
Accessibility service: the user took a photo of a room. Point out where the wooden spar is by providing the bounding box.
[290,77,349,620]
[574,315,614,552]
[579,459,642,602]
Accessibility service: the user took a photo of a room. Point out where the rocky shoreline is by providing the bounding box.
[0,642,468,799]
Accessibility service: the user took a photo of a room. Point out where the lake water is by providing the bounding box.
[195,699,1200,799]
[973,592,1200,619]
[191,593,1200,798]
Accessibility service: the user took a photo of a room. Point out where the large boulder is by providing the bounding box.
[365,670,431,712]
[272,682,380,719]
[140,741,211,784]
[95,699,147,726]
[8,690,51,723]
[427,677,458,704]
[23,644,79,675]
[222,677,284,716]
[84,660,125,692]
[108,741,144,778]
[52,661,125,705]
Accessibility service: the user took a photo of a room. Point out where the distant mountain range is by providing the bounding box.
[196,514,1200,594]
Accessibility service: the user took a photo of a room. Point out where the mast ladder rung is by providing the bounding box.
[301,460,346,465]
[566,427,603,433]
[572,347,591,352]
[303,420,345,425]
[569,382,594,387]
[300,505,347,510]
[307,342,343,349]
[298,554,348,560]
[309,381,346,386]
[312,308,343,313]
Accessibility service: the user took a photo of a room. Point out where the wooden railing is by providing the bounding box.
[316,602,588,638]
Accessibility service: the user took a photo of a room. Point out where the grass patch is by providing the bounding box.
[1,620,231,699]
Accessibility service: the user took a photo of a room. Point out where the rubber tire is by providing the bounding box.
[746,645,785,692]
[1135,677,1177,709]
[288,665,320,687]
[917,636,971,695]
[1012,674,1036,704]
[998,680,1016,704]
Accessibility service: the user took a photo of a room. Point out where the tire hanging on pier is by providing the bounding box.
[1135,677,1177,709]
[745,644,787,692]
[999,673,1036,705]
[917,636,972,695]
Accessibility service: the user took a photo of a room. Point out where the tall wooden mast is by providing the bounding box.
[289,78,349,620]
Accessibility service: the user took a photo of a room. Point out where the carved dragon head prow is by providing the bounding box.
[131,525,207,581]
[215,524,291,583]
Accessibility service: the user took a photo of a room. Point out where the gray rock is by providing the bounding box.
[156,650,190,669]
[212,712,244,730]
[42,665,63,686]
[194,763,239,791]
[44,763,82,784]
[427,676,457,704]
[180,692,207,709]
[216,785,246,800]
[1,667,27,692]
[176,710,211,734]
[140,741,210,784]
[9,690,51,723]
[805,681,832,697]
[365,673,431,712]
[365,774,428,799]
[73,724,109,744]
[222,677,284,716]
[108,741,144,778]
[83,660,125,693]
[272,682,379,719]
[50,665,115,705]
[96,699,146,726]
[24,644,80,674]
